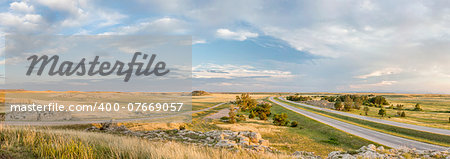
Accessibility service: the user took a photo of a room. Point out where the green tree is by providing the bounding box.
[235,93,257,111]
[354,97,362,110]
[343,96,353,111]
[378,108,386,117]
[368,96,389,105]
[363,106,370,115]
[334,101,344,111]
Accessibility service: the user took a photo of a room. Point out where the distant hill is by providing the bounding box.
[191,90,210,96]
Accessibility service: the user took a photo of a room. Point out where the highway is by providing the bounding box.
[269,97,448,150]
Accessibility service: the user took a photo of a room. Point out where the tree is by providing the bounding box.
[235,93,257,111]
[334,101,344,111]
[228,105,237,123]
[273,113,290,126]
[363,106,370,115]
[378,108,386,117]
[344,96,353,111]
[286,95,312,101]
[400,111,406,117]
[368,96,389,105]
[354,97,362,110]
[413,103,423,111]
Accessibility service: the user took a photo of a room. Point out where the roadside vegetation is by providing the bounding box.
[277,98,450,146]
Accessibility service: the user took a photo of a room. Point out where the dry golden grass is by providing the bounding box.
[0,125,291,159]
[192,93,272,103]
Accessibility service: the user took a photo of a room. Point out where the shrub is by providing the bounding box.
[273,113,290,126]
[400,111,406,117]
[378,108,386,117]
[395,104,404,110]
[248,111,255,119]
[179,125,186,130]
[258,113,267,120]
[253,102,272,119]
[412,103,423,111]
[228,105,237,123]
[290,121,298,127]
[220,116,230,121]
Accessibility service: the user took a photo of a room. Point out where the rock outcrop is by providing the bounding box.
[328,144,449,159]
[86,122,276,153]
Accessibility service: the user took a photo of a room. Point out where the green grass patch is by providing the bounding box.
[267,99,375,150]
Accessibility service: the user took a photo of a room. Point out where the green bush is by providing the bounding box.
[253,102,272,120]
[273,113,290,126]
[290,121,298,127]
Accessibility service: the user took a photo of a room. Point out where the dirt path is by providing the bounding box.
[204,108,229,120]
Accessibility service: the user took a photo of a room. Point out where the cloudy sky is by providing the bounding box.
[1,0,450,93]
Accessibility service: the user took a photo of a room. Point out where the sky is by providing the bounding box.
[0,0,450,93]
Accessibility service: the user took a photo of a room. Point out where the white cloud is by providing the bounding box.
[216,29,258,41]
[355,68,402,79]
[0,12,45,32]
[193,63,293,79]
[100,17,187,35]
[10,1,35,13]
[350,80,397,89]
[193,39,206,44]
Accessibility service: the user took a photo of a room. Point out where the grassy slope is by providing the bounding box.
[267,99,375,149]
[276,98,450,147]
[0,126,291,159]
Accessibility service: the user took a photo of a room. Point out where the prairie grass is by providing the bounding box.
[0,125,291,159]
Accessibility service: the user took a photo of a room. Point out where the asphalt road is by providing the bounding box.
[279,97,450,136]
[269,97,448,150]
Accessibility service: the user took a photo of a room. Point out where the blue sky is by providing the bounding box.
[1,0,450,93]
